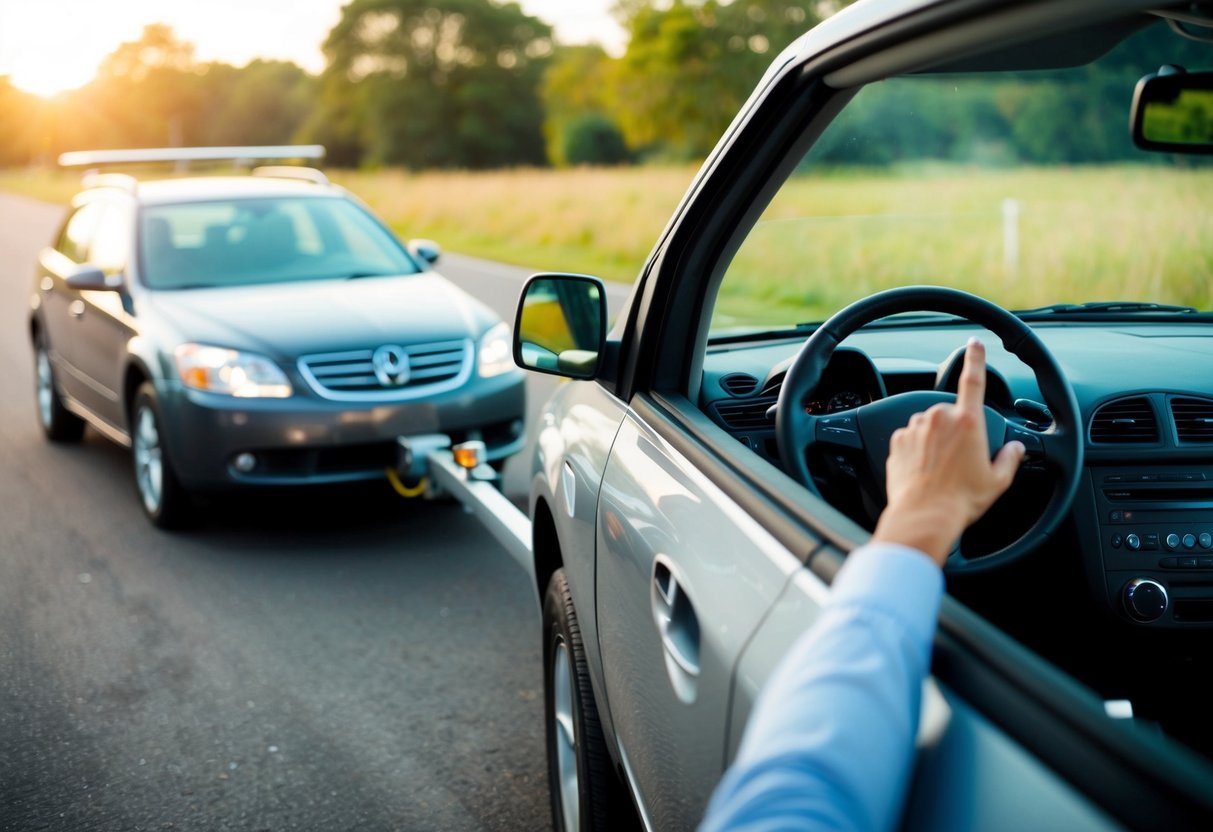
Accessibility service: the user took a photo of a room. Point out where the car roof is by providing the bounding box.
[116,175,341,206]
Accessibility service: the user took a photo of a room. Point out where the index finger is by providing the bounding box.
[956,336,987,413]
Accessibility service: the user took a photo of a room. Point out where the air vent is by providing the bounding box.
[1171,397,1213,443]
[720,373,759,396]
[1089,397,1159,444]
[714,396,777,430]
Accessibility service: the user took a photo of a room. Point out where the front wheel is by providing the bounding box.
[34,333,84,442]
[543,568,638,832]
[131,382,192,529]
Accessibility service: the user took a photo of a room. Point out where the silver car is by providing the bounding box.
[512,1,1213,829]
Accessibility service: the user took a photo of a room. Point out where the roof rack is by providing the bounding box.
[251,165,330,185]
[80,171,139,193]
[57,145,326,168]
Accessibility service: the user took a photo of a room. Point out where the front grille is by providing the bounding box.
[298,339,472,401]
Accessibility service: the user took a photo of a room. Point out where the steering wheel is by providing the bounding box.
[776,286,1083,573]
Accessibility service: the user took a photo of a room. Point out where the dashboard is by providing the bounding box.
[700,319,1213,633]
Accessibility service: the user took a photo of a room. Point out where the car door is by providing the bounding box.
[595,393,823,830]
[69,200,137,428]
[36,201,103,406]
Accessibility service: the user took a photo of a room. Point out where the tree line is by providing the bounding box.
[0,1,1205,170]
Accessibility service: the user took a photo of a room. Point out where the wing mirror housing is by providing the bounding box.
[1131,65,1213,154]
[408,239,442,266]
[64,263,120,291]
[514,273,607,380]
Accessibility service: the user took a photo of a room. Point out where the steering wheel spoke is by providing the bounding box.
[814,412,864,451]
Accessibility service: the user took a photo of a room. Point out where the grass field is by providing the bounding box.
[3,163,1209,324]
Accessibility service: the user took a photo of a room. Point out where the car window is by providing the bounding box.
[138,196,419,289]
[56,202,103,264]
[710,22,1213,334]
[88,203,133,276]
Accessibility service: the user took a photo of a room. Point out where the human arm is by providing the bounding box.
[699,338,1024,831]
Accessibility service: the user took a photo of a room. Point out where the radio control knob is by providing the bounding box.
[1123,578,1168,623]
[1201,533,1213,550]
[1125,534,1141,551]
[1165,533,1181,550]
[1183,533,1197,549]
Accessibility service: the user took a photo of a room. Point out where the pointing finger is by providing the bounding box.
[956,337,988,413]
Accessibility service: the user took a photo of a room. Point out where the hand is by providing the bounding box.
[872,338,1025,566]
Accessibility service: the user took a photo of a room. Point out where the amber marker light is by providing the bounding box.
[452,440,486,470]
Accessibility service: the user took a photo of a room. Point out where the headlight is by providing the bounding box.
[174,344,292,398]
[478,322,515,378]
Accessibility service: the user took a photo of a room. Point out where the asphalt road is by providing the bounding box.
[0,192,632,831]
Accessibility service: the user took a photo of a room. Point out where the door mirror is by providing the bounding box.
[64,263,119,291]
[408,238,442,266]
[1131,66,1213,154]
[514,274,606,379]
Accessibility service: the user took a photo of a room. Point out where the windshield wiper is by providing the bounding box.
[1015,301,1198,317]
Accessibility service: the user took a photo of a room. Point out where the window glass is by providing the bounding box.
[710,23,1213,334]
[138,196,419,289]
[88,204,133,276]
[56,203,103,263]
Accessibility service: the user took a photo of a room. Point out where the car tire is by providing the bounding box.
[543,568,639,832]
[34,332,85,442]
[131,382,192,529]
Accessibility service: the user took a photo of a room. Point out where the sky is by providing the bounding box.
[0,0,625,97]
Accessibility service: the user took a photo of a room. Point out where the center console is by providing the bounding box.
[1093,467,1213,626]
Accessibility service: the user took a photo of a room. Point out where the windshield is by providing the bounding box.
[138,196,419,289]
[711,21,1212,334]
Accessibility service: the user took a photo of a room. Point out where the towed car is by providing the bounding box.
[30,148,525,527]
[511,1,1213,830]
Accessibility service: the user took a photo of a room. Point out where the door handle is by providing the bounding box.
[653,557,701,702]
[69,300,85,318]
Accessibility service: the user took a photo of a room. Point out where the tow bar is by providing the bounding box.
[397,435,534,579]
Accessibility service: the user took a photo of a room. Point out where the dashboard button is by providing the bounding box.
[1200,558,1213,569]
[1166,533,1181,550]
[1110,534,1123,549]
[1104,475,1125,483]
[1159,557,1178,568]
[1125,534,1141,551]
[1200,533,1213,549]
[1143,533,1160,550]
[1108,510,1124,522]
[1179,557,1198,569]
[1183,533,1197,549]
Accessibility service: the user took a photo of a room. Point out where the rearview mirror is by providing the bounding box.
[513,274,606,379]
[1131,65,1213,154]
[65,263,119,291]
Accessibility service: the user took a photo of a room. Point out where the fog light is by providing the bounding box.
[452,441,485,470]
[233,452,257,473]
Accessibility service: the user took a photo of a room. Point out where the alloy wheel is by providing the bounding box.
[552,637,580,831]
[35,346,54,429]
[133,405,163,514]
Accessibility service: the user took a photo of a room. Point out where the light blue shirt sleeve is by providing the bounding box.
[699,542,944,832]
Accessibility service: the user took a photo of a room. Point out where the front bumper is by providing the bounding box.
[157,369,526,489]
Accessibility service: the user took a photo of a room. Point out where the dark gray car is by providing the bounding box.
[30,159,525,527]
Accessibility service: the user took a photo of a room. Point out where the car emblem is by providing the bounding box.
[372,345,411,387]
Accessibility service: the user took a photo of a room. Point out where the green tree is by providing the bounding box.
[541,45,627,166]
[612,1,823,159]
[316,0,552,168]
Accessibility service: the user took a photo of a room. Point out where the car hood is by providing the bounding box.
[147,272,497,358]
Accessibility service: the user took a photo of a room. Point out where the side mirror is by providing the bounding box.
[64,263,119,291]
[514,273,606,379]
[408,239,442,266]
[1131,65,1213,154]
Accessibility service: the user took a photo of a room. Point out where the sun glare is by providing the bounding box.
[9,59,100,99]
